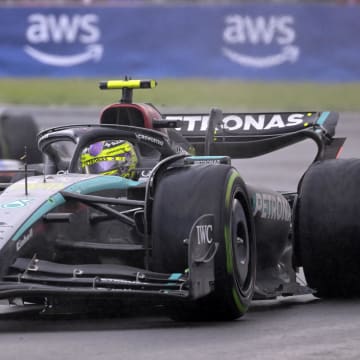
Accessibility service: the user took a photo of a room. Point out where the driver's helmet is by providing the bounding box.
[80,140,138,179]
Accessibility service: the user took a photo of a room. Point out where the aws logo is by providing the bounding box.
[222,15,299,68]
[24,13,103,67]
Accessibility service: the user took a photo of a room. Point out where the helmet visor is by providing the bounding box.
[80,141,137,177]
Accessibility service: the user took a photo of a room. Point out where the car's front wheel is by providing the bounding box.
[151,164,256,320]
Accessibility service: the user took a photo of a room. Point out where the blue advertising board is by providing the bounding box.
[0,4,359,81]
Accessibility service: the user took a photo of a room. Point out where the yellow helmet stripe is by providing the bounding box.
[81,155,126,167]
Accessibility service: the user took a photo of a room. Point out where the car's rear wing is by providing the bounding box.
[96,80,343,162]
[163,110,344,161]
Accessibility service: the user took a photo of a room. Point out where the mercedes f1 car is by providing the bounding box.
[0,79,359,320]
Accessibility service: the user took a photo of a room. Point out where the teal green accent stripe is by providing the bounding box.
[168,273,182,280]
[317,111,330,125]
[65,175,139,193]
[12,176,140,241]
[12,193,66,241]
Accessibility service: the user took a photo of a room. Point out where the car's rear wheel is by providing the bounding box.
[296,158,360,297]
[0,112,41,163]
[151,164,256,320]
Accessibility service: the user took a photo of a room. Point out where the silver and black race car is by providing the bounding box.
[0,79,358,320]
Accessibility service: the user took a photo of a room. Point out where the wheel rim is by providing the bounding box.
[231,198,252,293]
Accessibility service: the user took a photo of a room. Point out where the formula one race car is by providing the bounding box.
[0,79,359,320]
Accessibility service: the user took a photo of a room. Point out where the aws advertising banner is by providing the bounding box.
[0,4,359,81]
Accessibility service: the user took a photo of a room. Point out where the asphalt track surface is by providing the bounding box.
[0,106,359,360]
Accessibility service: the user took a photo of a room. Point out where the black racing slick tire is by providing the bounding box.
[0,112,42,163]
[296,159,360,298]
[151,164,256,320]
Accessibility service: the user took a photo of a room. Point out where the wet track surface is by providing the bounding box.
[1,296,360,360]
[0,106,359,360]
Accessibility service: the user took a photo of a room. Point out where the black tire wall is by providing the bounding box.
[296,159,360,297]
[151,164,256,320]
[0,113,42,163]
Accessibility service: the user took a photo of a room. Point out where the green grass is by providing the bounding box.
[0,78,359,111]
